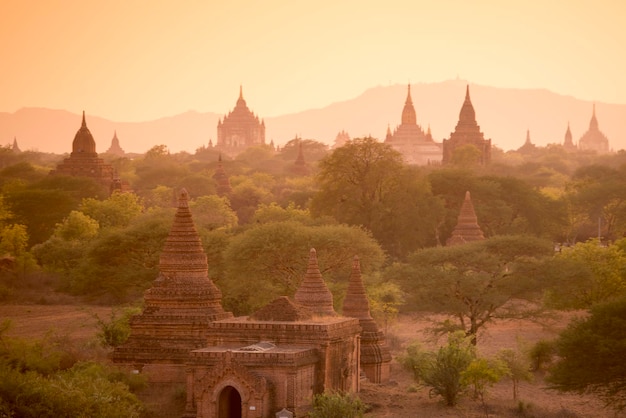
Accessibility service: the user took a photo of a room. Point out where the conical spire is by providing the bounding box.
[401,83,417,125]
[589,103,598,131]
[342,256,373,320]
[294,248,336,316]
[458,85,476,124]
[71,111,97,156]
[342,255,392,383]
[158,189,216,279]
[525,129,531,145]
[446,191,485,246]
[11,137,21,153]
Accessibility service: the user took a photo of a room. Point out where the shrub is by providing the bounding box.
[528,339,556,371]
[309,391,366,418]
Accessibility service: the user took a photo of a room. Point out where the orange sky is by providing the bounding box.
[1,0,625,121]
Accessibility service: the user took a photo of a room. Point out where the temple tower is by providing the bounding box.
[342,256,391,383]
[517,129,537,154]
[446,191,485,245]
[112,189,232,383]
[294,248,337,316]
[11,137,21,153]
[212,154,232,196]
[216,86,265,157]
[563,122,577,151]
[578,104,610,153]
[106,131,125,156]
[442,86,492,165]
[289,140,311,176]
[384,84,442,165]
[49,112,115,187]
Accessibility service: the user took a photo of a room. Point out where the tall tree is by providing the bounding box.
[386,235,555,345]
[311,137,443,259]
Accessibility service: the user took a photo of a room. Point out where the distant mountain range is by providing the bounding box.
[1,79,624,154]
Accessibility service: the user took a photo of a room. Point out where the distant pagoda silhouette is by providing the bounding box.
[216,86,265,157]
[212,154,232,196]
[578,104,610,153]
[105,131,125,156]
[49,111,115,187]
[385,84,442,165]
[442,86,491,165]
[446,191,485,245]
[563,122,577,152]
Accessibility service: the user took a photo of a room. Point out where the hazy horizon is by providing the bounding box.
[1,1,625,123]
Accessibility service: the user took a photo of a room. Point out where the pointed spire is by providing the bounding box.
[81,110,86,128]
[342,255,392,383]
[446,191,485,246]
[342,256,372,320]
[401,83,417,125]
[589,103,599,131]
[239,84,243,100]
[458,85,476,124]
[294,248,336,316]
[525,129,531,145]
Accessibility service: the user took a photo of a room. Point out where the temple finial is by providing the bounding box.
[81,111,86,128]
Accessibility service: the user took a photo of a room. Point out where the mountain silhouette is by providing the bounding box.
[1,80,624,154]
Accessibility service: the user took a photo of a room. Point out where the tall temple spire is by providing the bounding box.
[525,129,531,145]
[81,110,87,128]
[589,103,598,131]
[401,83,417,125]
[446,191,485,246]
[294,248,336,316]
[458,84,477,124]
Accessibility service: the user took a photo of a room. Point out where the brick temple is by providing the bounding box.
[217,86,266,157]
[385,84,442,165]
[50,112,115,187]
[114,189,391,417]
[442,86,492,165]
[446,191,485,246]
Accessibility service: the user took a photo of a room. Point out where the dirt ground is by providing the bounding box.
[0,305,619,417]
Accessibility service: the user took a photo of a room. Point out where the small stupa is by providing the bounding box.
[342,256,391,383]
[294,248,337,316]
[446,191,485,245]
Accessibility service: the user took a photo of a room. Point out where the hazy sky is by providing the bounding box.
[1,0,624,121]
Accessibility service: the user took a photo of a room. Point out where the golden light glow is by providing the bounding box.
[1,0,625,121]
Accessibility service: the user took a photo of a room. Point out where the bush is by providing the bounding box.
[528,339,556,371]
[309,391,366,418]
[421,331,476,406]
[93,306,142,348]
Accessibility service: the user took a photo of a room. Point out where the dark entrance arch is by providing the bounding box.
[218,385,242,418]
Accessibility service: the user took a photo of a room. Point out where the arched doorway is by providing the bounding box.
[218,385,242,418]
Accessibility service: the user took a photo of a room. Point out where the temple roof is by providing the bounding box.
[578,104,609,153]
[446,191,485,246]
[294,248,336,316]
[458,85,477,126]
[71,111,97,157]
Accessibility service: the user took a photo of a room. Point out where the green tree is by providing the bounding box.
[190,195,238,230]
[497,347,533,400]
[222,221,385,314]
[545,239,626,309]
[387,235,555,345]
[311,137,443,259]
[0,224,37,276]
[547,297,626,412]
[80,192,144,229]
[451,144,482,167]
[460,357,508,406]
